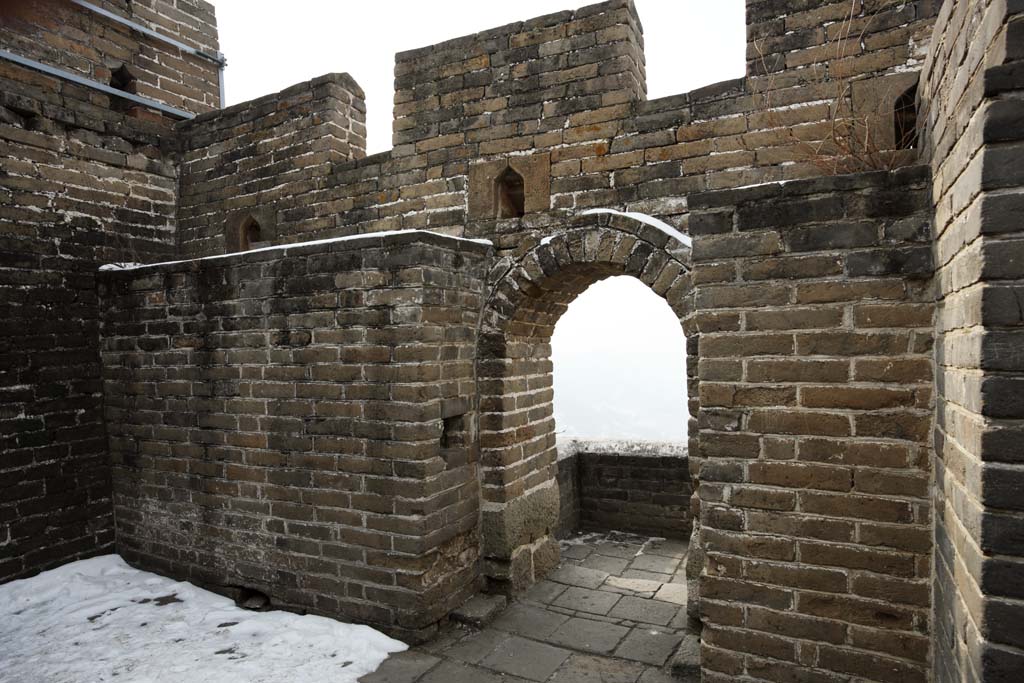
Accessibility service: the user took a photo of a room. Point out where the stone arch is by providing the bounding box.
[474,214,695,593]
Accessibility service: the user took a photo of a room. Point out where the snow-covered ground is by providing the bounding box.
[0,555,406,683]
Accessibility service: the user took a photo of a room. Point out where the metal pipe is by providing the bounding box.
[0,49,196,120]
[69,0,226,66]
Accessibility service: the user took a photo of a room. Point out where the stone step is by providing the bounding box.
[450,593,508,628]
[669,633,701,681]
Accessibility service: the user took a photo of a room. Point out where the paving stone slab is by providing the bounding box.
[420,660,530,683]
[444,628,508,664]
[640,667,691,683]
[552,585,622,615]
[613,628,683,666]
[480,634,572,681]
[548,564,609,590]
[643,539,688,559]
[357,651,441,683]
[622,569,673,583]
[416,625,468,655]
[604,575,663,596]
[522,580,567,605]
[548,616,631,654]
[561,544,594,560]
[595,542,643,559]
[452,593,507,627]
[607,596,679,626]
[629,554,681,574]
[654,583,688,605]
[582,553,631,574]
[491,602,569,638]
[551,653,647,683]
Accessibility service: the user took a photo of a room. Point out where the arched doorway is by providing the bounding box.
[550,274,691,542]
[474,215,695,594]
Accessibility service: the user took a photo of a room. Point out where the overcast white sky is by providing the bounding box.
[210,1,745,442]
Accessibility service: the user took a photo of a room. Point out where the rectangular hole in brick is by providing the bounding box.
[441,413,466,450]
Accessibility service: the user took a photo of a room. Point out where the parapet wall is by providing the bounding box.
[176,73,368,257]
[391,2,645,150]
[173,0,941,258]
[96,232,491,641]
[920,0,1024,679]
[556,439,692,539]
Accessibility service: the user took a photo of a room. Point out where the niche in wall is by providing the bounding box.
[468,153,551,220]
[225,208,276,254]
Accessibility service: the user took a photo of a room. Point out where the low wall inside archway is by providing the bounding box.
[555,439,692,540]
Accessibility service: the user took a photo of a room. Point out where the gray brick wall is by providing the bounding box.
[556,440,692,539]
[97,232,491,642]
[921,1,1024,679]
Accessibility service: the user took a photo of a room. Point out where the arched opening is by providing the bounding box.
[551,274,691,537]
[475,219,695,587]
[237,215,261,251]
[494,166,525,218]
[475,224,699,671]
[894,83,919,150]
[552,275,688,442]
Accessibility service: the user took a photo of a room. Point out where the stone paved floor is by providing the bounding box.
[360,531,698,683]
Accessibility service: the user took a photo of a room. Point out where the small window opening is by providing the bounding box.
[494,166,525,218]
[238,216,261,251]
[109,64,137,93]
[441,413,467,450]
[894,83,919,150]
[234,586,269,610]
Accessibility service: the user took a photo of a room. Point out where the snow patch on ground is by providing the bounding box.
[0,555,406,683]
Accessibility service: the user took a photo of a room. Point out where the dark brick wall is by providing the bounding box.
[688,168,936,683]
[556,440,692,540]
[0,0,221,115]
[921,1,1024,679]
[177,74,367,257]
[96,231,491,642]
[0,52,184,582]
[160,0,942,259]
[555,451,579,539]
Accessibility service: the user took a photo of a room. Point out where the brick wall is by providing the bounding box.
[557,439,692,539]
[96,231,491,641]
[162,0,943,259]
[391,2,645,152]
[920,0,1024,679]
[0,0,221,115]
[688,168,935,683]
[555,449,580,539]
[0,43,182,581]
[177,73,367,257]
